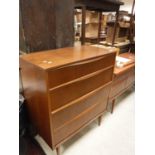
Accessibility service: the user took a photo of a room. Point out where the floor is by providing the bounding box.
[35,89,135,155]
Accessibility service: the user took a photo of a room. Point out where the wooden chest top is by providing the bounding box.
[20,46,116,70]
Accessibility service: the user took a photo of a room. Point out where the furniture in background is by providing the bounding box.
[100,10,135,53]
[106,21,130,44]
[19,0,124,53]
[74,0,124,45]
[20,46,116,155]
[108,52,135,113]
[74,10,108,44]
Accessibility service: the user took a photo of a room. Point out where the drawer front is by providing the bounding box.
[48,54,115,88]
[49,67,113,111]
[52,84,110,130]
[109,73,128,99]
[53,100,106,145]
[126,68,135,87]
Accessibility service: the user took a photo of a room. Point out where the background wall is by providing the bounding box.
[120,0,134,13]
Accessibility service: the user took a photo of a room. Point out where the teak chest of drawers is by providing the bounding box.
[108,53,135,113]
[20,46,116,155]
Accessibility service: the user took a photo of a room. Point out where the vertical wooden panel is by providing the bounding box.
[20,0,56,52]
[20,0,74,53]
[55,0,74,48]
[19,6,27,52]
[98,12,102,43]
[20,59,53,148]
[112,9,119,46]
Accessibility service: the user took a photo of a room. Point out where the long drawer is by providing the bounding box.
[109,73,127,99]
[49,67,113,111]
[125,68,135,87]
[52,84,111,130]
[47,54,115,88]
[109,66,135,99]
[53,99,107,145]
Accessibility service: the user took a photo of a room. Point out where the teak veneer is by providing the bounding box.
[20,46,116,155]
[108,52,135,113]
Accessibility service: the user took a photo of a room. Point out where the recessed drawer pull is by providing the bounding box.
[48,54,115,88]
[49,66,113,91]
[57,56,105,69]
[67,56,106,67]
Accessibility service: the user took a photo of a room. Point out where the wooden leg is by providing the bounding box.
[98,115,102,126]
[111,99,116,114]
[56,146,60,155]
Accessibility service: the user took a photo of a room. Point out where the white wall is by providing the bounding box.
[120,0,134,13]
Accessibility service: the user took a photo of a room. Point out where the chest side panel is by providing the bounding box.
[20,59,53,148]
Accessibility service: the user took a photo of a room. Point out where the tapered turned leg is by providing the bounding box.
[56,146,60,155]
[98,115,102,126]
[111,99,116,114]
